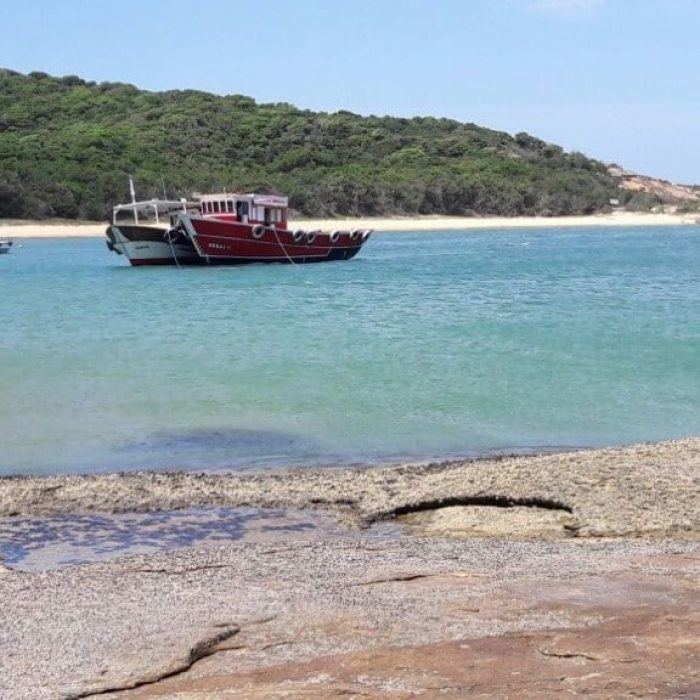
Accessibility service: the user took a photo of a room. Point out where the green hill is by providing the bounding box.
[0,68,631,220]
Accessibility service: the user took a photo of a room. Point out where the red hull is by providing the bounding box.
[181,216,370,264]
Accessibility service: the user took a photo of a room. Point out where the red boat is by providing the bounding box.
[106,192,372,266]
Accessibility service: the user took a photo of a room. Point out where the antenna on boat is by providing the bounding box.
[128,175,138,224]
[161,177,167,200]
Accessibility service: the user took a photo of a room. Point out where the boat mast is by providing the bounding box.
[129,175,138,224]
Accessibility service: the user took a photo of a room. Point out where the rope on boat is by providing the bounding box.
[271,226,297,266]
[166,228,182,269]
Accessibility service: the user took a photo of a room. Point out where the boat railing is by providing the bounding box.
[112,199,200,226]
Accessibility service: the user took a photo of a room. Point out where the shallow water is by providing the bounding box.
[0,508,365,571]
[1,226,699,475]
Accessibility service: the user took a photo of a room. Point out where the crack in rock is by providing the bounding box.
[130,563,236,575]
[538,648,599,662]
[538,648,641,664]
[68,625,240,699]
[258,639,299,652]
[374,494,573,522]
[354,571,469,586]
[360,573,434,585]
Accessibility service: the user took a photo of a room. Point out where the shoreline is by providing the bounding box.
[1,210,697,238]
[2,438,698,538]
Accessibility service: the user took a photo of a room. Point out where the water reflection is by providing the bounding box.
[0,507,348,571]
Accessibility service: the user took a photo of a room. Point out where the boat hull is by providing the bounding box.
[106,225,200,266]
[178,216,370,265]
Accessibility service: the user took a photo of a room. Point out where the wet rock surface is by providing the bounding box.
[1,439,700,698]
[0,507,368,571]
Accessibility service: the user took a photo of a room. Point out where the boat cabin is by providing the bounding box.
[112,198,199,226]
[198,193,289,229]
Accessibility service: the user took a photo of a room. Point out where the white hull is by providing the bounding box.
[108,226,197,266]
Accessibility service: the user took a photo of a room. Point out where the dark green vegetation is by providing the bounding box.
[1,68,629,220]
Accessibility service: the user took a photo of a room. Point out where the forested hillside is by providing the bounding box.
[0,68,638,220]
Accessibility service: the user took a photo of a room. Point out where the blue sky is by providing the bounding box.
[1,0,698,183]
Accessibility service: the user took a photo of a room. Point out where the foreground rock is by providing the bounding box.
[1,538,698,699]
[2,438,700,538]
[2,439,699,697]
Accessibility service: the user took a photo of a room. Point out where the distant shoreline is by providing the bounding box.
[0,210,697,238]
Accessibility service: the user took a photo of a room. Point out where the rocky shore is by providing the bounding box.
[2,439,699,537]
[1,439,699,698]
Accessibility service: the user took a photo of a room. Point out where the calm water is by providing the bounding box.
[1,227,699,475]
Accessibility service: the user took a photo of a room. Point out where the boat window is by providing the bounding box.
[236,201,249,220]
[213,201,220,213]
[226,200,233,213]
[203,202,210,214]
[264,208,271,226]
[115,209,136,225]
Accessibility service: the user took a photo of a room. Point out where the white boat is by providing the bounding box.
[0,238,12,254]
[105,198,200,265]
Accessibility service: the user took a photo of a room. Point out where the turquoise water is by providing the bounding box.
[1,227,699,475]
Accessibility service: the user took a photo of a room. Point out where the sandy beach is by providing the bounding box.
[1,439,699,698]
[1,210,697,238]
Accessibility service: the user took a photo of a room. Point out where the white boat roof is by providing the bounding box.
[197,192,289,208]
[112,198,198,214]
